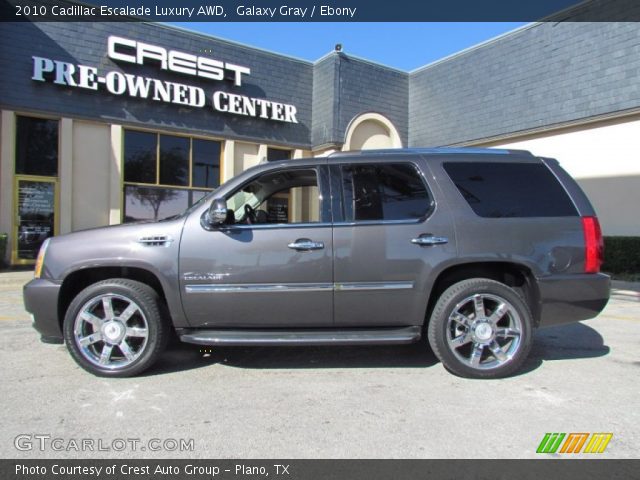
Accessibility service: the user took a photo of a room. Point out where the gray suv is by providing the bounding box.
[23,148,610,379]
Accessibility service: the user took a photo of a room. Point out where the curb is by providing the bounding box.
[0,271,33,287]
[611,280,640,294]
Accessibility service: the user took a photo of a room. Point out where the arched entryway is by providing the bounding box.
[343,113,402,151]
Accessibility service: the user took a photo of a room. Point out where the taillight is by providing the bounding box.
[582,216,603,274]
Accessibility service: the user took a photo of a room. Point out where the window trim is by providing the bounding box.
[224,222,333,231]
[122,128,222,222]
[330,161,435,226]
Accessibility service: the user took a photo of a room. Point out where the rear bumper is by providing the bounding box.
[23,278,63,344]
[537,273,610,328]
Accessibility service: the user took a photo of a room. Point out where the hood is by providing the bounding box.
[43,217,187,280]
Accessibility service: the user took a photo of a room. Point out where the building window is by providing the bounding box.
[159,135,189,187]
[123,130,156,184]
[123,130,221,222]
[267,147,292,162]
[15,116,59,177]
[192,139,221,188]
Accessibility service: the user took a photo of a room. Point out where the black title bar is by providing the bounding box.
[4,459,640,480]
[1,0,640,22]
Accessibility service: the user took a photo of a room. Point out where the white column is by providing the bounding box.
[257,144,268,164]
[0,110,15,263]
[313,148,338,157]
[222,140,235,183]
[293,149,311,159]
[291,149,315,221]
[109,125,123,225]
[58,118,73,234]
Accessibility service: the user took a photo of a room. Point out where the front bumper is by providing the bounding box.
[537,273,610,328]
[23,278,63,344]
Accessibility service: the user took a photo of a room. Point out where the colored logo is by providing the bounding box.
[537,433,612,454]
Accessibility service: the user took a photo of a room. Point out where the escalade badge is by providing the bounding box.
[183,272,230,281]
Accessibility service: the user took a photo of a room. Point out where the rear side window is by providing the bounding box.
[340,163,432,222]
[443,162,577,218]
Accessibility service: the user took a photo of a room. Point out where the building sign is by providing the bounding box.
[30,36,298,123]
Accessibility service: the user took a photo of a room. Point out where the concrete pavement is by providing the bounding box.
[0,270,638,458]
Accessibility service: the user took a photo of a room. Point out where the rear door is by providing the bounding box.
[329,157,456,327]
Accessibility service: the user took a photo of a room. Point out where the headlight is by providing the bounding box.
[34,238,51,279]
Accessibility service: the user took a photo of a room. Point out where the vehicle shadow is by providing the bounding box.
[143,322,609,377]
[145,340,439,376]
[519,322,610,375]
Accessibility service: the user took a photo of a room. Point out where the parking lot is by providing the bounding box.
[1,270,638,459]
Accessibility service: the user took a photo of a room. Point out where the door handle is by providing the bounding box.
[288,238,325,251]
[411,235,448,246]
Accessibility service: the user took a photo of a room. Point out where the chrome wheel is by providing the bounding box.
[73,294,149,370]
[446,293,522,370]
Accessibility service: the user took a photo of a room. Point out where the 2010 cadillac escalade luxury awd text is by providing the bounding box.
[23,148,610,378]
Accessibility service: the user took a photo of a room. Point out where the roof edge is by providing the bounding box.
[409,22,538,75]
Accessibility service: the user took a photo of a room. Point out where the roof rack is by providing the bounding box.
[330,147,532,157]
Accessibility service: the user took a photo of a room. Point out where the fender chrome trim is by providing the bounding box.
[185,283,333,294]
[185,281,414,294]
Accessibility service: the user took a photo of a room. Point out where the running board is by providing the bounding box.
[179,326,421,346]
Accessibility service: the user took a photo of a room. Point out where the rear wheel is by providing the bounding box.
[427,278,533,379]
[63,279,169,377]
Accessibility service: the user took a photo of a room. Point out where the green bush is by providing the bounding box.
[602,236,640,275]
[0,233,7,268]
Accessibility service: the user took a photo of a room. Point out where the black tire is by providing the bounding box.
[427,278,533,379]
[63,279,169,377]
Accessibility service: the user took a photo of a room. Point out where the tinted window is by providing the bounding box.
[443,162,578,218]
[15,116,58,176]
[192,139,221,188]
[267,148,292,162]
[159,135,189,186]
[341,163,431,222]
[124,131,156,184]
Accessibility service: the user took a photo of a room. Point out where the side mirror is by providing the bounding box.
[206,198,228,225]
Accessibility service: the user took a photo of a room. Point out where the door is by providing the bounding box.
[179,165,334,328]
[13,176,57,265]
[330,159,456,327]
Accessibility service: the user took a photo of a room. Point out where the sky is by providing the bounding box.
[169,22,527,71]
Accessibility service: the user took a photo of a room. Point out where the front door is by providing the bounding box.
[329,159,456,327]
[13,176,57,265]
[179,165,334,328]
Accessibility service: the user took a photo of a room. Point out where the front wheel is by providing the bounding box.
[63,279,169,377]
[427,278,533,379]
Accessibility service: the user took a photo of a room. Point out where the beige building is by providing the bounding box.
[1,19,638,266]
